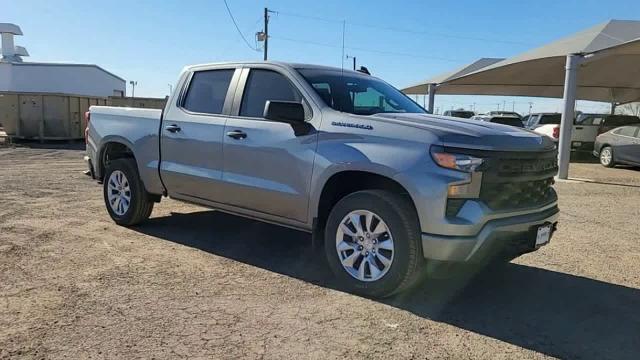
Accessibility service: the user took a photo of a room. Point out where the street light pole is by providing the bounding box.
[346,54,356,70]
[129,80,137,99]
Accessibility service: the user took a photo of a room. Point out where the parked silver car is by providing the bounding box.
[593,125,640,167]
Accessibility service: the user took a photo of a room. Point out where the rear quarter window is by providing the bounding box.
[614,126,639,137]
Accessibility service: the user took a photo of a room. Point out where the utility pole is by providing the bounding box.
[263,7,269,61]
[512,101,515,112]
[528,102,533,114]
[502,100,506,111]
[168,83,173,95]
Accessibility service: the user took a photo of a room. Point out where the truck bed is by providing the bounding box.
[86,106,165,195]
[90,106,162,122]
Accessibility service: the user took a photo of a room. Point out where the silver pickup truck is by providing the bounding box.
[85,61,559,297]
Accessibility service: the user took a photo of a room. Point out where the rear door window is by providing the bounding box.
[577,116,604,125]
[240,69,301,118]
[183,69,235,114]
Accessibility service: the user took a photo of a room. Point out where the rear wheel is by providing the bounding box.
[103,158,154,226]
[600,146,615,167]
[324,190,424,298]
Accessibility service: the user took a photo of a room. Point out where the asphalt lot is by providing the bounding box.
[1,145,639,359]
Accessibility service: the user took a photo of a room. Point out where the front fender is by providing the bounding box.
[308,137,431,221]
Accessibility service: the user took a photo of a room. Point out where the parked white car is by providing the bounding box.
[524,113,561,141]
[525,113,640,152]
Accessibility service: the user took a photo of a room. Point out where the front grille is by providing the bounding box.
[480,178,556,210]
[445,147,558,211]
[480,152,558,182]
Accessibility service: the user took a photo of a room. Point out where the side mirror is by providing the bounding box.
[264,101,305,123]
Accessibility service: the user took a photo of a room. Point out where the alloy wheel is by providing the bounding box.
[335,210,394,282]
[600,148,612,166]
[107,170,131,216]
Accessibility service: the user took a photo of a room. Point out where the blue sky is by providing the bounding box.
[4,0,639,114]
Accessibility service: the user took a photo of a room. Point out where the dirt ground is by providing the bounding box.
[1,145,639,359]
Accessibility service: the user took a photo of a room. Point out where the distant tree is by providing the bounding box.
[616,102,640,116]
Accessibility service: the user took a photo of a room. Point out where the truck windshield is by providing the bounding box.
[539,114,561,124]
[604,115,640,128]
[297,68,426,115]
[449,111,475,118]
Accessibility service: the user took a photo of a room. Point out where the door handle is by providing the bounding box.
[575,126,584,130]
[165,124,181,133]
[226,130,247,140]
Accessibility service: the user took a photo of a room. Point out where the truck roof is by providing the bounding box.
[184,61,364,75]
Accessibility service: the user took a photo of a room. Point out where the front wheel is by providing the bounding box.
[599,146,615,168]
[324,190,424,298]
[103,158,154,226]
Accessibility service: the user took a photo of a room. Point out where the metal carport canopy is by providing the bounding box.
[402,20,640,179]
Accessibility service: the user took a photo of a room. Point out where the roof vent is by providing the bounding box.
[0,23,28,62]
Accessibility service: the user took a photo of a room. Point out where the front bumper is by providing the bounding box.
[421,204,559,262]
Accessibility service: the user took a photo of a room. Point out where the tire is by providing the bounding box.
[599,146,615,168]
[103,158,154,226]
[324,190,424,298]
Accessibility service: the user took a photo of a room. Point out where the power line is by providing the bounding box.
[223,0,259,52]
[270,35,461,62]
[271,10,343,24]
[273,10,532,46]
[347,22,532,46]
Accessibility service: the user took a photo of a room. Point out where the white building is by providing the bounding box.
[0,23,126,97]
[0,23,126,140]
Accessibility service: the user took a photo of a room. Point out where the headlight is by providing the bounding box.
[431,149,484,173]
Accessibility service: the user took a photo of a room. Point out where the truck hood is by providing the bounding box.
[369,113,556,152]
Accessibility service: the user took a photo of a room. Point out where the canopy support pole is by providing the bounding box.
[558,54,582,180]
[427,83,436,114]
[610,102,617,114]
